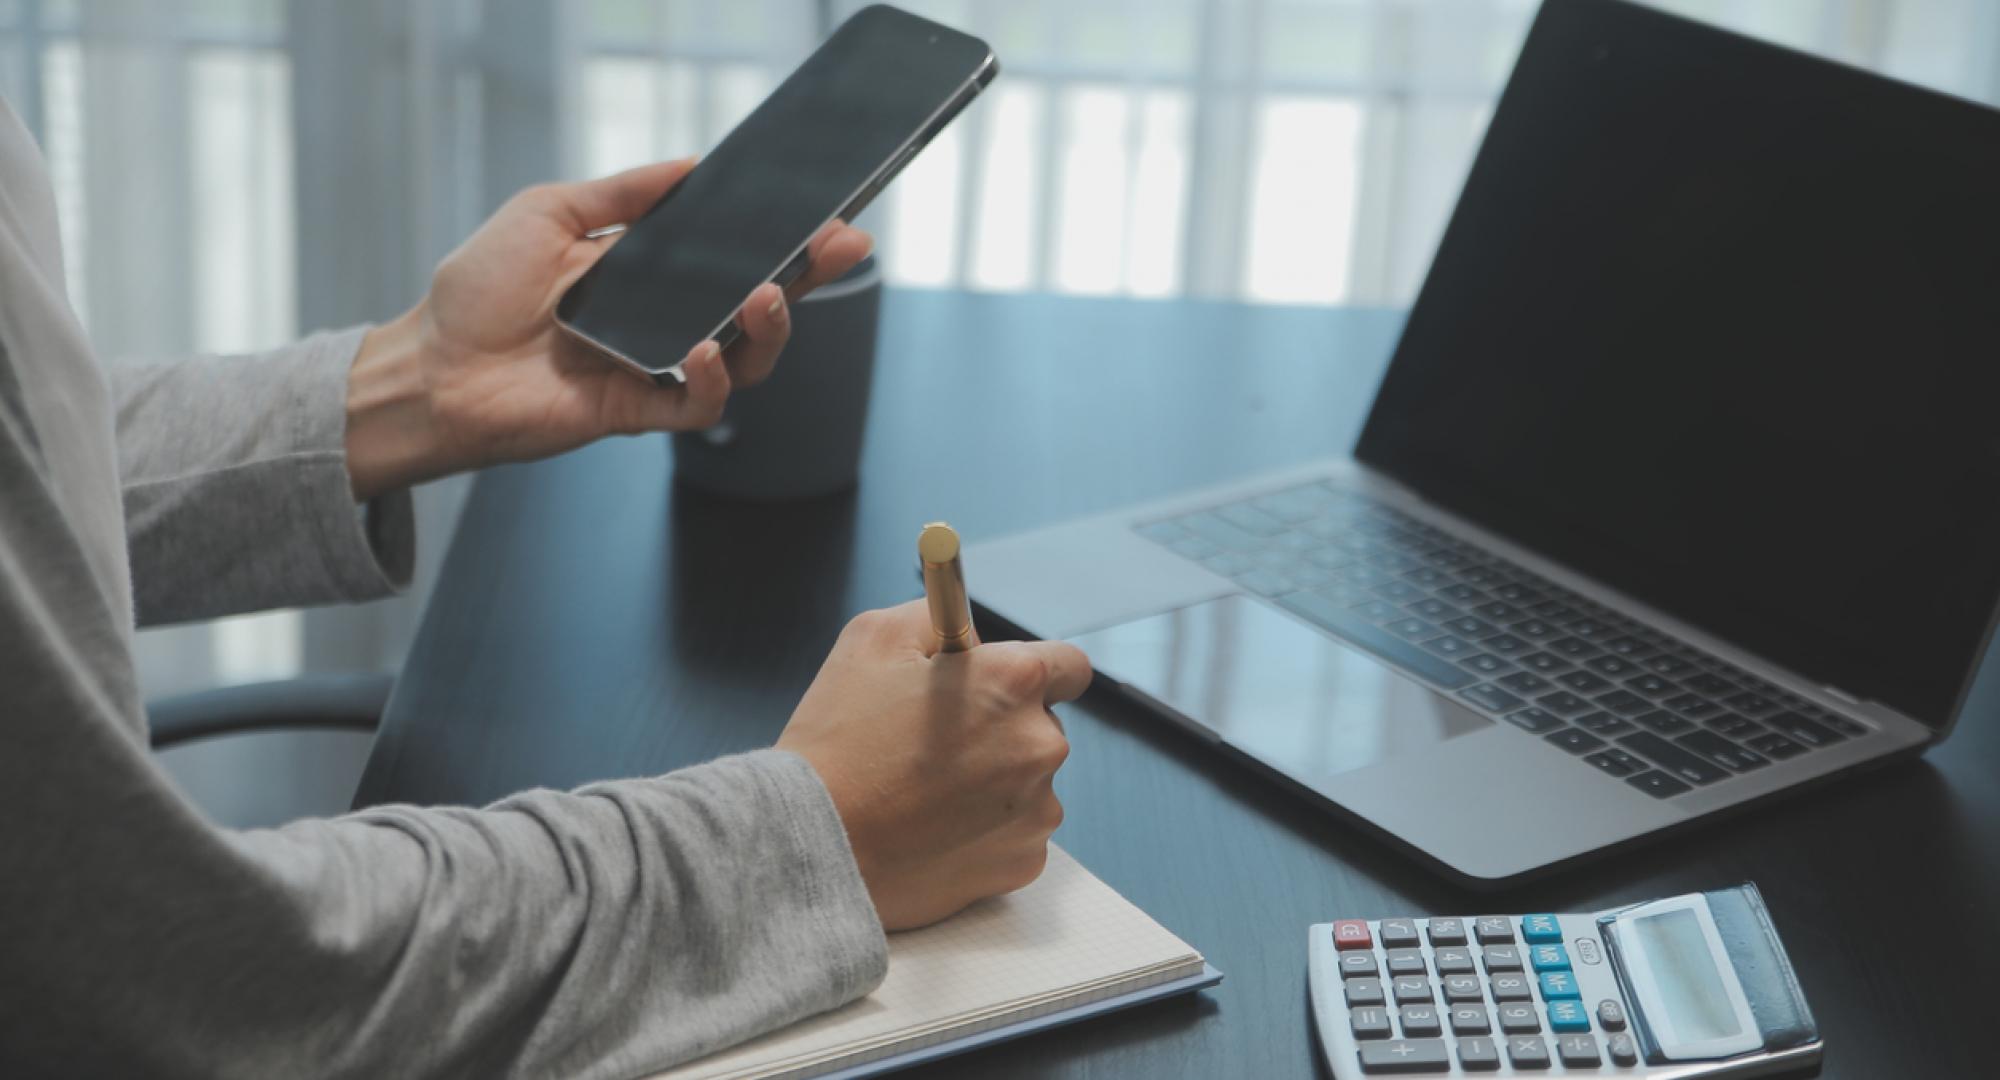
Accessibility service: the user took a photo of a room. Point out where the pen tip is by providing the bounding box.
[918,522,960,564]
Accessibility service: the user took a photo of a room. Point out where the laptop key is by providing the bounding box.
[1511,619,1559,639]
[1445,616,1498,639]
[1747,731,1809,759]
[1725,690,1779,715]
[1438,583,1488,604]
[1594,690,1652,716]
[1545,728,1605,755]
[1535,691,1592,716]
[1472,601,1522,622]
[1623,674,1677,697]
[1547,636,1600,659]
[1506,708,1566,735]
[1584,655,1641,677]
[1462,683,1526,714]
[1517,652,1572,674]
[1459,653,1516,676]
[1408,598,1461,620]
[1619,732,1730,785]
[1663,692,1721,719]
[1481,634,1530,656]
[1497,672,1552,695]
[1386,617,1441,642]
[1645,653,1696,676]
[1491,583,1544,604]
[1705,712,1762,738]
[1766,711,1846,748]
[1626,770,1693,798]
[1275,592,1477,690]
[1575,712,1635,736]
[1556,670,1611,693]
[1675,729,1771,772]
[1402,566,1452,587]
[1529,601,1578,621]
[1420,635,1478,658]
[1350,599,1408,623]
[1601,635,1655,657]
[1584,748,1645,777]
[1684,672,1737,696]
[1371,580,1426,603]
[1202,551,1260,577]
[1633,710,1695,735]
[1566,618,1613,639]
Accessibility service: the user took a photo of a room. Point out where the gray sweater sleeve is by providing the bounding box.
[2,341,888,1075]
[111,327,416,626]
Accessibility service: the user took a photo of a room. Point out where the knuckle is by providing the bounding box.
[1033,728,1070,772]
[988,650,1050,700]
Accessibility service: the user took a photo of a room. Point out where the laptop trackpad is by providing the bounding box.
[1073,594,1491,781]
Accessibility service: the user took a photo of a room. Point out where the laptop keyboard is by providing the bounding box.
[1135,481,1870,799]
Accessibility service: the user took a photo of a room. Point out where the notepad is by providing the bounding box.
[649,845,1215,1080]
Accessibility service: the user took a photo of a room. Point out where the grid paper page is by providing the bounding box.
[650,845,1204,1080]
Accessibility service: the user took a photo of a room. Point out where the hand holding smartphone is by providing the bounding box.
[557,4,997,383]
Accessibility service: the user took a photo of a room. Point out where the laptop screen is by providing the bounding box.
[1355,0,2000,729]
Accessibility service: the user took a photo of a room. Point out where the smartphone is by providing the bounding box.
[556,4,997,383]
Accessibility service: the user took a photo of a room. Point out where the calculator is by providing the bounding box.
[1307,885,1821,1077]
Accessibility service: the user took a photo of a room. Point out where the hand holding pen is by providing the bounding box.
[774,522,1091,929]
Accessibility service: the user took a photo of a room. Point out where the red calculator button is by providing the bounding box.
[1333,920,1373,951]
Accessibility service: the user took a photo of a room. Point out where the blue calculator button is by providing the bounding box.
[1529,944,1570,972]
[1538,971,1580,1000]
[1547,1000,1590,1033]
[1521,914,1562,943]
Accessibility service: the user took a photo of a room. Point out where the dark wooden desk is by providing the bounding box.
[357,290,1997,1079]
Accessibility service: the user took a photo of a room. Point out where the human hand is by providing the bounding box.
[342,159,874,500]
[776,601,1093,931]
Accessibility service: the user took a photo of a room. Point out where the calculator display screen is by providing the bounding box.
[1633,909,1741,1043]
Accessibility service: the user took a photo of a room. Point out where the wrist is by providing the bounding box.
[345,306,445,501]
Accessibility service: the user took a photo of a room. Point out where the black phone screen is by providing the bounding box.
[557,5,992,377]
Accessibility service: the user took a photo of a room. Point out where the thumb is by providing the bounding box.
[554,158,696,233]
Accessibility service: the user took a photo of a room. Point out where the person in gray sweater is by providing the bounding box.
[0,101,1087,1078]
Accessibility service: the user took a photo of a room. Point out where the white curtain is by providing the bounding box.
[3,0,1998,703]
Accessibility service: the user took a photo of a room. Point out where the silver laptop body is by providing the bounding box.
[966,0,2000,886]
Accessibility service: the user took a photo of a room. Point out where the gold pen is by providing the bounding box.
[919,522,974,653]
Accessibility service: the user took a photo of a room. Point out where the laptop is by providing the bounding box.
[966,0,2000,887]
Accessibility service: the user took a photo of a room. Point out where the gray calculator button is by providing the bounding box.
[1489,973,1533,1001]
[1475,916,1515,944]
[1346,978,1386,1006]
[1424,920,1472,944]
[1450,1005,1492,1035]
[1506,1035,1552,1069]
[1497,1003,1540,1033]
[1607,1033,1638,1066]
[1400,1005,1443,1037]
[1393,976,1433,1004]
[1340,952,1380,979]
[1357,1038,1450,1074]
[1481,945,1523,972]
[1458,1036,1502,1071]
[1351,1005,1393,1040]
[1433,947,1476,974]
[1596,999,1627,1031]
[1380,919,1422,948]
[1385,948,1428,976]
[1558,1034,1601,1068]
[1427,918,1468,946]
[1443,974,1484,1002]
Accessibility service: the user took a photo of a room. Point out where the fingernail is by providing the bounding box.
[768,295,785,319]
[701,341,721,364]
